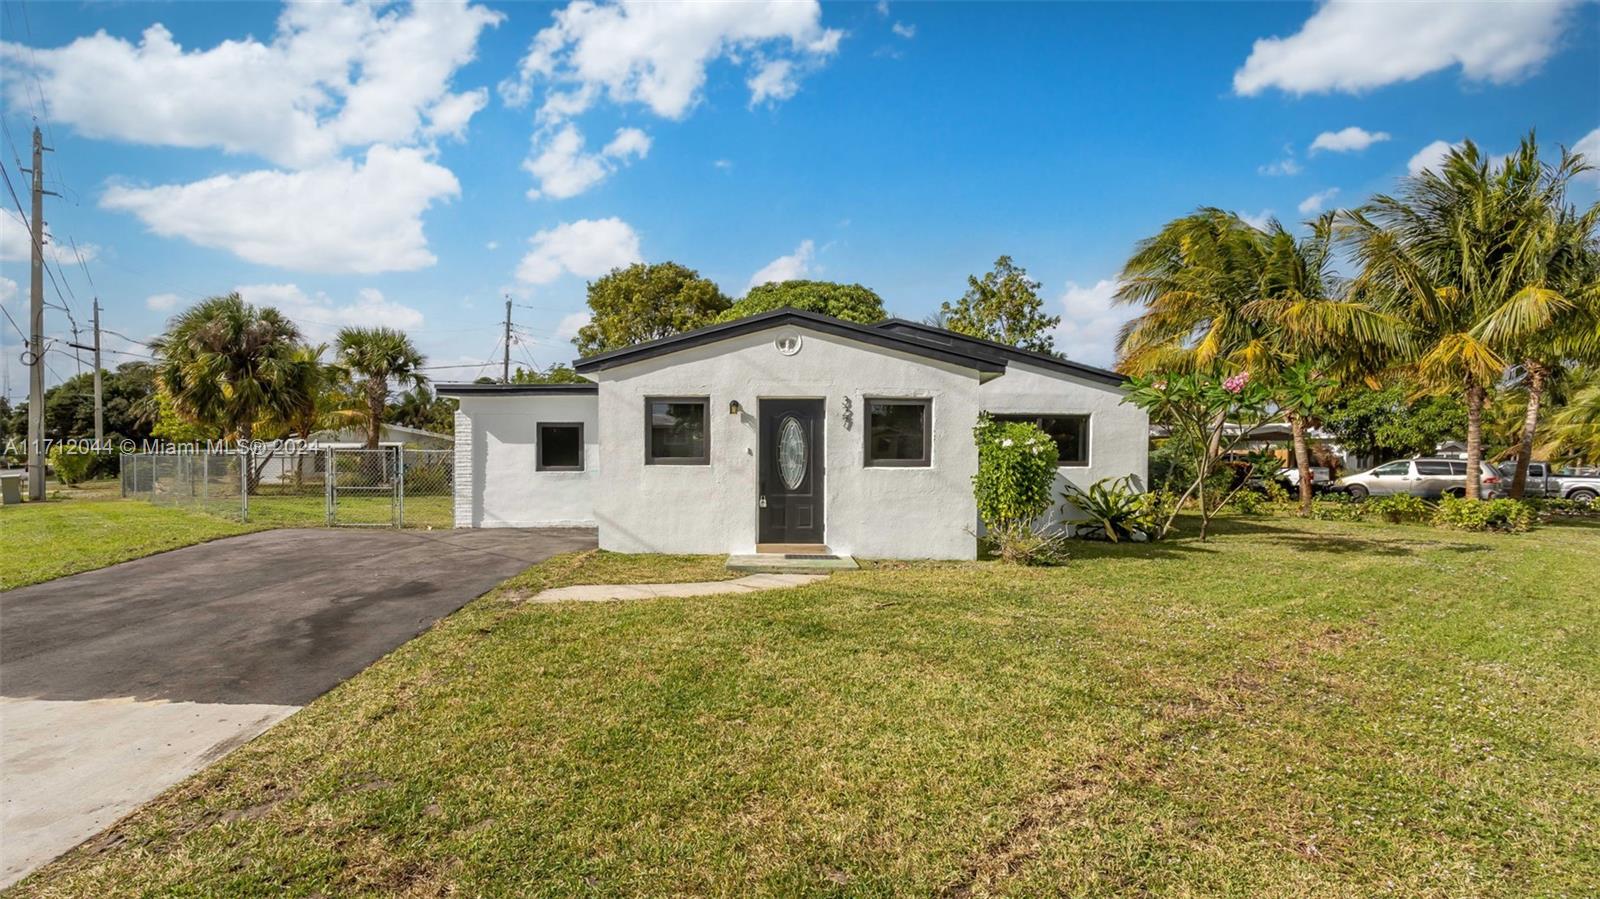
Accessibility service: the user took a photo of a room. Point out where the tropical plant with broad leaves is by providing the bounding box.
[1061,475,1163,542]
[335,327,427,449]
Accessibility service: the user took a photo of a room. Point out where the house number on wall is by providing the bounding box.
[841,396,853,430]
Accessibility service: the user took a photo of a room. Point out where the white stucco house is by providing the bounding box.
[439,309,1147,560]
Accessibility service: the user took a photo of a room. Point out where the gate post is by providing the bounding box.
[324,447,334,526]
[239,448,249,521]
[396,447,405,529]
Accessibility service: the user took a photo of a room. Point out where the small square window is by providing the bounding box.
[865,398,930,466]
[645,397,710,465]
[537,422,584,471]
[992,414,1090,466]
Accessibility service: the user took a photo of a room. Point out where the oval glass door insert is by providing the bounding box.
[778,416,806,490]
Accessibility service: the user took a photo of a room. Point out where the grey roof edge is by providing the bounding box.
[570,308,1007,374]
[874,319,1128,388]
[436,382,598,396]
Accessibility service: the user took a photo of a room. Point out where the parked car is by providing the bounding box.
[1336,457,1503,500]
[1279,465,1332,491]
[1506,461,1600,503]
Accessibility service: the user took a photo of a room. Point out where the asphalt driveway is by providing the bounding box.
[1,526,596,887]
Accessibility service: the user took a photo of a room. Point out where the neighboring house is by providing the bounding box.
[306,423,454,450]
[263,423,453,486]
[440,309,1147,560]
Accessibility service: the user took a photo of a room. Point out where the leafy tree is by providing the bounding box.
[388,384,458,435]
[1343,136,1561,500]
[257,343,349,445]
[509,363,589,384]
[718,280,886,324]
[149,388,216,444]
[1123,370,1274,541]
[335,327,427,449]
[1320,383,1466,462]
[1539,367,1600,465]
[149,293,305,448]
[575,262,731,356]
[9,362,160,444]
[938,256,1060,353]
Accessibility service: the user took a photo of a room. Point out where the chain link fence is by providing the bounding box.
[121,447,453,529]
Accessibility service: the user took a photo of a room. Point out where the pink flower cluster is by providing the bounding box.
[1223,371,1251,394]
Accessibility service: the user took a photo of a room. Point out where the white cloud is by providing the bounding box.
[1572,127,1600,182]
[0,211,99,265]
[555,310,591,340]
[523,124,651,199]
[876,0,890,16]
[892,22,916,39]
[747,239,815,290]
[0,1,503,169]
[1052,279,1133,369]
[516,218,642,285]
[713,158,733,170]
[1234,0,1578,96]
[1239,209,1275,231]
[102,145,460,274]
[145,293,182,312]
[602,126,651,160]
[1298,188,1340,215]
[1310,126,1391,154]
[1258,156,1302,177]
[1407,139,1462,176]
[0,274,16,305]
[500,0,842,120]
[486,240,500,251]
[235,283,424,342]
[748,59,798,106]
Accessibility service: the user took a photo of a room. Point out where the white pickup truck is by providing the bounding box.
[1513,462,1600,503]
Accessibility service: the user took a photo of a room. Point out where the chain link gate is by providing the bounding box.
[325,447,401,527]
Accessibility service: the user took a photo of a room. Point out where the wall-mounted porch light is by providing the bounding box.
[729,399,742,416]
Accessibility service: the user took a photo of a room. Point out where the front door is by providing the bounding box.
[759,399,824,544]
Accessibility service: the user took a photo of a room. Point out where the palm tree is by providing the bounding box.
[148,293,304,448]
[1118,209,1402,515]
[389,384,455,434]
[1477,154,1600,496]
[1343,136,1557,500]
[335,327,427,449]
[1538,366,1600,465]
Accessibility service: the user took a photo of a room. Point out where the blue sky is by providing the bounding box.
[1,0,1596,397]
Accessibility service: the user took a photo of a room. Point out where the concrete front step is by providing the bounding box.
[725,554,860,574]
[526,573,828,603]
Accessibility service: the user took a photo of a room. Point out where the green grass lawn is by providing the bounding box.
[0,481,259,590]
[13,516,1600,896]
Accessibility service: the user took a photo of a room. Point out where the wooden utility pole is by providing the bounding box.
[25,126,47,501]
[91,299,102,442]
[502,296,512,384]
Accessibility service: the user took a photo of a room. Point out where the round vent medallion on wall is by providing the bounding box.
[774,333,803,356]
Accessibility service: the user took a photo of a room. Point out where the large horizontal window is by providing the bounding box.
[865,398,931,467]
[645,397,709,465]
[992,414,1090,466]
[537,422,584,471]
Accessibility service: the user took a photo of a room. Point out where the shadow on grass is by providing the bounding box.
[1062,513,1496,561]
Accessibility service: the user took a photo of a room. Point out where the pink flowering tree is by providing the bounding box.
[1124,370,1274,540]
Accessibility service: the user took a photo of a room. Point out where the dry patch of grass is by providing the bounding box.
[13,517,1600,897]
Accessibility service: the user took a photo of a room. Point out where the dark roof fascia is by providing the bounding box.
[874,319,1128,388]
[435,383,598,397]
[571,308,1006,374]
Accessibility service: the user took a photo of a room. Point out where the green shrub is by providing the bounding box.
[973,416,1062,564]
[1525,497,1600,519]
[1063,476,1159,542]
[1369,493,1432,523]
[1431,496,1534,533]
[1261,479,1292,508]
[47,444,112,486]
[1229,489,1268,515]
[1310,494,1366,522]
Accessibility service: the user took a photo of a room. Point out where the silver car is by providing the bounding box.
[1338,457,1504,500]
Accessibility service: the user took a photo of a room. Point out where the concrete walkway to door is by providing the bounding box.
[0,526,596,888]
